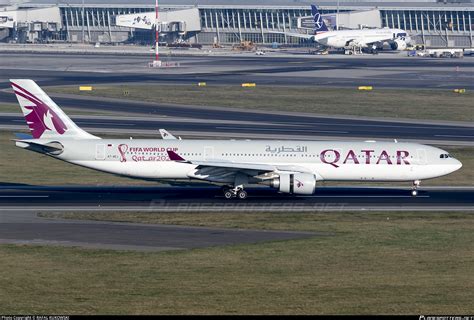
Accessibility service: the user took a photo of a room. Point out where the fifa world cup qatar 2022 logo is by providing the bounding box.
[118,144,129,162]
[116,145,179,162]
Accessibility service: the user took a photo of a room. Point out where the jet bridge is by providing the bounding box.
[298,9,382,31]
[116,7,200,43]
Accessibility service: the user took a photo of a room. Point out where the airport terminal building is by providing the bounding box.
[0,0,473,47]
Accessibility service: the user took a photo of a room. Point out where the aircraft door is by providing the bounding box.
[95,144,106,160]
[204,146,214,160]
[417,149,427,165]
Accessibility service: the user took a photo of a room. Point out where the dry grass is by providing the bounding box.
[2,211,474,314]
[49,84,474,122]
[0,104,22,113]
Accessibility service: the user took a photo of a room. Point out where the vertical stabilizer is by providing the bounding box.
[311,4,329,34]
[10,79,99,140]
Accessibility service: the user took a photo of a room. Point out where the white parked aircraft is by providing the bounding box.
[281,4,411,53]
[11,80,461,199]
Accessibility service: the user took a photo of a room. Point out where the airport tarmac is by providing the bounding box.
[0,53,473,89]
[1,185,473,211]
[1,53,472,144]
[0,52,472,252]
[0,209,316,252]
[2,112,473,145]
[0,184,472,252]
[1,94,473,144]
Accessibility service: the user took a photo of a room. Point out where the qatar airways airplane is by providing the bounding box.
[11,80,461,199]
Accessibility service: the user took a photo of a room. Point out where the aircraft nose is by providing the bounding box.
[449,159,462,173]
[454,159,462,171]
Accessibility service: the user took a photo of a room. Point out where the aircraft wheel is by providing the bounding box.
[237,190,248,200]
[224,190,234,199]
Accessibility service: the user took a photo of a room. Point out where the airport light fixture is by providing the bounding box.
[152,0,162,67]
[81,0,84,43]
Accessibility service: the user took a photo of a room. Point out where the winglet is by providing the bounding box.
[167,150,187,162]
[159,129,178,140]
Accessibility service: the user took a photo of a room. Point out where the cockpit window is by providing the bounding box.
[439,154,452,159]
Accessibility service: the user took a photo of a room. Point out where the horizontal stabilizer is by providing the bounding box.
[15,140,64,155]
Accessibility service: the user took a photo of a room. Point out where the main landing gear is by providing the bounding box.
[222,186,248,200]
[411,180,421,197]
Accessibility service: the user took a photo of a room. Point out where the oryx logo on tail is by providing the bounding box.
[11,81,67,138]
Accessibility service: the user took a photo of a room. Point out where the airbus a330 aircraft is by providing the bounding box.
[281,4,411,53]
[11,80,461,199]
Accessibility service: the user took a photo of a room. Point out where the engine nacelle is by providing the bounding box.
[390,39,407,51]
[270,173,316,195]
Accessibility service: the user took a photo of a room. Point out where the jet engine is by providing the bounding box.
[270,173,316,195]
[390,39,407,51]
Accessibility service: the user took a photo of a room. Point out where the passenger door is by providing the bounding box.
[95,144,106,160]
[417,149,427,165]
[204,146,214,160]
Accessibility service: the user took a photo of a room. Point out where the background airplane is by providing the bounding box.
[11,80,461,199]
[279,4,412,53]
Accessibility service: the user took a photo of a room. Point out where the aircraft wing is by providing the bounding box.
[167,150,312,179]
[193,160,312,175]
[267,30,314,40]
[358,36,394,47]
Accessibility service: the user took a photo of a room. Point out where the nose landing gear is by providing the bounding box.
[411,180,421,197]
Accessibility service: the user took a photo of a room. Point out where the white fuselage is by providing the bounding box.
[29,139,462,185]
[314,28,409,49]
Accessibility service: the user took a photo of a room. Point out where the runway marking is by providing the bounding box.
[12,120,134,127]
[1,206,471,212]
[214,195,431,199]
[244,195,432,199]
[216,126,348,134]
[76,122,135,126]
[299,195,430,198]
[271,121,472,131]
[435,134,474,138]
[0,195,49,198]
